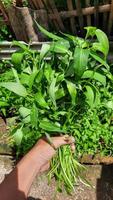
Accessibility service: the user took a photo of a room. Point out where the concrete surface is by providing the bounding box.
[0,155,113,200]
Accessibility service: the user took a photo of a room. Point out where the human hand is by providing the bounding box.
[35,135,75,172]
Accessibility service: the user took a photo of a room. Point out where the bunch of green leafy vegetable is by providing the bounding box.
[0,25,111,192]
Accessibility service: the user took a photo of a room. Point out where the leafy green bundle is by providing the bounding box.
[0,26,111,192]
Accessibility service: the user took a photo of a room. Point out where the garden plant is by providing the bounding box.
[0,25,113,193]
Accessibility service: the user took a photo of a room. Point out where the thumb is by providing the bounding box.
[51,135,75,149]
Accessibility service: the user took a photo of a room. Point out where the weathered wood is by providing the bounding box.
[80,154,113,165]
[103,0,109,31]
[37,0,45,9]
[67,0,77,34]
[75,0,84,34]
[43,0,59,31]
[7,6,49,42]
[86,0,91,26]
[15,0,23,6]
[7,6,39,42]
[49,4,111,19]
[27,0,36,9]
[0,0,9,23]
[47,0,65,31]
[34,9,49,41]
[0,117,6,134]
[94,0,99,27]
[108,0,113,35]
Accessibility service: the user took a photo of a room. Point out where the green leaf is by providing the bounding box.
[12,68,20,83]
[40,43,50,60]
[55,88,65,100]
[84,26,97,38]
[29,70,38,89]
[30,104,38,129]
[35,70,43,84]
[0,101,8,107]
[90,51,109,69]
[11,52,24,65]
[39,119,65,133]
[73,47,89,77]
[50,40,70,54]
[35,92,49,108]
[20,73,30,86]
[12,41,29,52]
[0,82,28,97]
[82,70,106,86]
[19,107,30,118]
[62,33,77,44]
[85,85,100,108]
[85,85,95,108]
[95,29,109,57]
[92,42,106,56]
[13,127,23,146]
[65,61,75,77]
[66,81,77,105]
[48,76,56,107]
[35,22,62,41]
[44,63,53,83]
[19,107,30,123]
[105,101,113,110]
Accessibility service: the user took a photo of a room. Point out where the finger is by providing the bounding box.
[70,143,75,153]
[63,135,75,144]
[51,135,75,148]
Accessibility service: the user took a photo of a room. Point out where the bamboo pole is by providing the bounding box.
[47,0,65,31]
[49,4,111,19]
[108,0,113,35]
[103,0,109,31]
[67,0,77,34]
[94,0,99,27]
[75,0,84,34]
[43,0,60,31]
[86,0,91,26]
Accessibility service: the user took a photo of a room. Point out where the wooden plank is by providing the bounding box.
[94,0,99,27]
[29,0,39,9]
[7,7,39,42]
[0,0,9,23]
[28,0,45,9]
[15,0,23,6]
[67,0,77,34]
[37,0,45,9]
[75,0,84,34]
[108,0,113,35]
[47,0,65,31]
[43,0,59,31]
[86,0,91,26]
[27,0,37,9]
[35,9,49,41]
[103,0,109,31]
[49,4,111,19]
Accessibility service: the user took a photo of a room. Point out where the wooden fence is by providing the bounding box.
[1,0,113,41]
[0,1,9,24]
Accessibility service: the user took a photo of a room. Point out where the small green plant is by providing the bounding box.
[0,25,112,193]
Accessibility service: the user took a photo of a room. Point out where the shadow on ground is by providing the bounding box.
[96,164,113,200]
